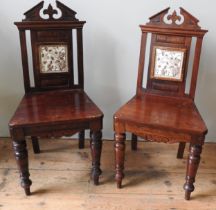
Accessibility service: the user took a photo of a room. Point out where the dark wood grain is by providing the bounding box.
[9,90,103,127]
[77,28,84,89]
[90,130,103,185]
[78,130,85,149]
[131,133,138,151]
[184,140,203,200]
[114,133,126,189]
[19,31,31,93]
[114,7,208,200]
[9,1,103,195]
[177,142,186,159]
[12,140,32,196]
[115,94,207,135]
[31,136,40,154]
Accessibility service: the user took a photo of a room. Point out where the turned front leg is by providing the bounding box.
[184,143,202,200]
[90,130,102,185]
[115,133,126,188]
[12,140,32,196]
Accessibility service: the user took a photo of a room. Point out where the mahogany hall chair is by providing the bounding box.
[9,1,103,195]
[114,8,208,200]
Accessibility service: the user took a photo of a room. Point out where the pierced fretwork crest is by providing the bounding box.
[167,11,182,24]
[23,1,78,21]
[147,7,201,29]
[43,4,58,20]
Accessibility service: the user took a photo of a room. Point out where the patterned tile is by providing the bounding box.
[153,47,185,81]
[39,45,69,73]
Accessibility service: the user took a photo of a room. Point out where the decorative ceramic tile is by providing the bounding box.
[39,45,69,73]
[152,47,185,81]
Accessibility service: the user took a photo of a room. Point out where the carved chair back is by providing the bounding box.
[15,1,86,93]
[136,7,208,99]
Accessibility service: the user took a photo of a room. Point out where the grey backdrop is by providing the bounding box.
[0,0,215,141]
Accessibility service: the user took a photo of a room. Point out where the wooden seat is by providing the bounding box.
[115,94,207,134]
[9,1,103,196]
[10,90,103,127]
[114,7,208,200]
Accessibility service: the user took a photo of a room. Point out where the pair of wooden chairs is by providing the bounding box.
[9,1,208,200]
